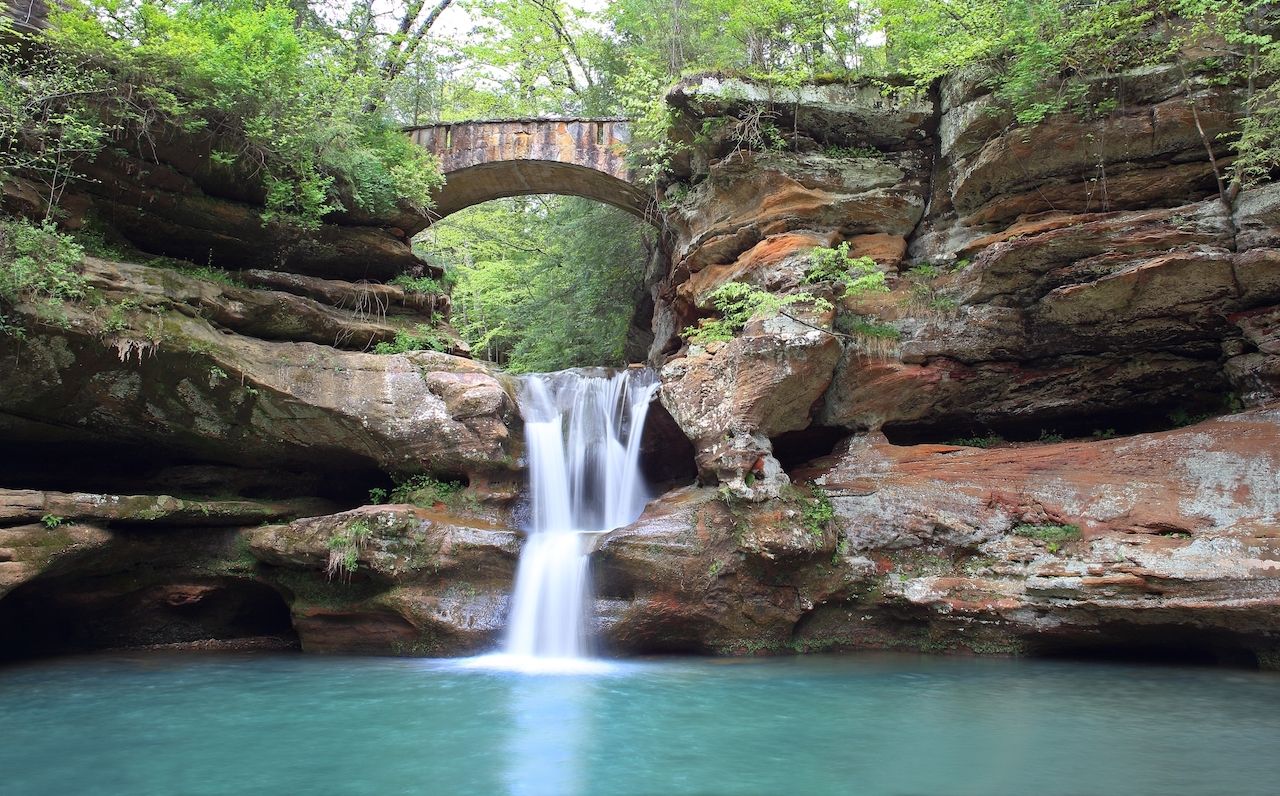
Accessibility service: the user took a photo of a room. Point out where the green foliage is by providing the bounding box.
[389,274,443,295]
[683,281,829,345]
[1092,428,1118,440]
[799,485,835,538]
[948,434,1004,448]
[804,243,889,296]
[0,218,86,317]
[877,0,1279,184]
[388,475,464,508]
[367,487,389,505]
[162,263,244,288]
[326,518,372,580]
[433,196,652,372]
[0,24,111,211]
[1171,0,1280,187]
[837,315,901,340]
[41,514,66,529]
[606,0,883,81]
[928,295,960,314]
[907,263,940,281]
[836,313,901,357]
[1038,429,1064,444]
[877,0,1162,121]
[832,535,850,565]
[372,325,449,355]
[1012,523,1081,543]
[46,0,443,227]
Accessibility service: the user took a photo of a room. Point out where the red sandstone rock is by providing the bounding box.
[598,410,1280,660]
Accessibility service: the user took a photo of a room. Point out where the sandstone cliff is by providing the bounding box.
[2,61,1278,665]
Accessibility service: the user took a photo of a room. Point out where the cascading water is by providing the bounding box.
[500,368,659,664]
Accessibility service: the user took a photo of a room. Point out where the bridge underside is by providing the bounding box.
[427,161,655,225]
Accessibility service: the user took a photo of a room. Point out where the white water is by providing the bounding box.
[498,369,659,667]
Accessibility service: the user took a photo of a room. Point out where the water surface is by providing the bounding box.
[2,652,1277,795]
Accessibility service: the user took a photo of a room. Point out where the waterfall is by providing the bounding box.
[502,368,658,663]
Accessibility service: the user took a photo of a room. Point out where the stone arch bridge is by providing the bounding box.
[407,118,654,225]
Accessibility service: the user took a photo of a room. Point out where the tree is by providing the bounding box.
[425,195,653,371]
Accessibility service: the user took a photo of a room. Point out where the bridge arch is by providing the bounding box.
[408,119,655,225]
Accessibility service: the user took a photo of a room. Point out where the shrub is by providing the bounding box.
[389,274,444,295]
[388,475,464,508]
[326,518,371,581]
[0,218,86,310]
[683,281,830,345]
[800,486,835,538]
[372,324,449,354]
[46,0,444,228]
[804,243,888,296]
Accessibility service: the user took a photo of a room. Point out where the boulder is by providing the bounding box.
[0,488,333,527]
[249,505,520,654]
[660,310,842,494]
[594,486,848,654]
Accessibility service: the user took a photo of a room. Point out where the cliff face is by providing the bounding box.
[651,70,1279,492]
[2,62,1279,663]
[596,410,1280,662]
[611,68,1280,663]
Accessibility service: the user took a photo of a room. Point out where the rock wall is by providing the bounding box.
[604,68,1280,664]
[652,69,1280,494]
[595,409,1280,663]
[2,61,1279,664]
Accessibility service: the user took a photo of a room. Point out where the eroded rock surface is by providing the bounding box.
[249,505,520,655]
[653,67,1280,483]
[597,411,1280,661]
[0,257,517,487]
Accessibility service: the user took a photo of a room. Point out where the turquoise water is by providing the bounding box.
[2,653,1278,796]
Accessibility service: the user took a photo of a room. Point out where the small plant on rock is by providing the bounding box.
[373,324,449,354]
[389,474,465,508]
[1012,523,1081,544]
[948,434,1004,448]
[389,274,443,295]
[804,242,888,296]
[0,219,86,313]
[836,313,901,358]
[787,482,835,538]
[326,518,372,581]
[682,282,829,345]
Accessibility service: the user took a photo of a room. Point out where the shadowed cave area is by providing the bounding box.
[0,574,297,661]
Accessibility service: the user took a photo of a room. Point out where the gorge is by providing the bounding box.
[4,59,1278,667]
[3,0,1280,790]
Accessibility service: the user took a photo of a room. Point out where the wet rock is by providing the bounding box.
[0,522,111,599]
[594,486,847,654]
[660,310,842,494]
[248,505,520,585]
[250,505,520,655]
[0,488,333,527]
